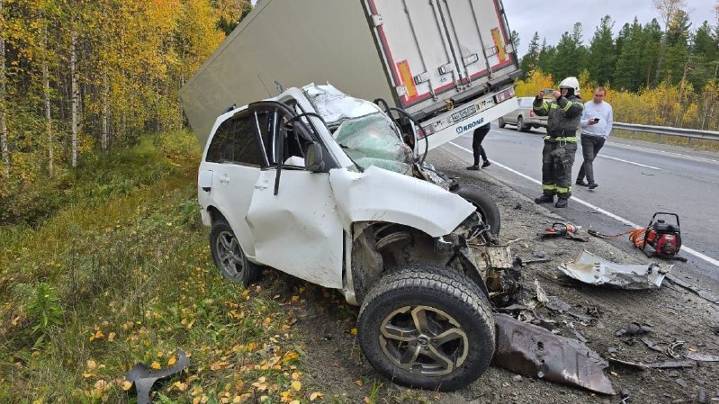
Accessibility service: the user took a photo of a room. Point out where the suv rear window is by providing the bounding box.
[206,113,264,166]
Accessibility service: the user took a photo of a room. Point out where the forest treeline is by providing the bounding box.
[0,0,249,209]
[515,2,719,131]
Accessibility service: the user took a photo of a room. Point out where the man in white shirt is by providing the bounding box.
[577,87,613,189]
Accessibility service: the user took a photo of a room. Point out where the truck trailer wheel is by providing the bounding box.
[210,219,261,286]
[357,268,495,391]
[455,186,501,236]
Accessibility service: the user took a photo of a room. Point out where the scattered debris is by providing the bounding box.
[557,251,671,289]
[640,337,663,353]
[533,251,547,259]
[697,387,707,404]
[540,222,589,242]
[686,352,719,362]
[573,329,588,343]
[126,350,189,404]
[535,280,549,304]
[518,257,553,265]
[546,296,572,313]
[493,314,616,395]
[608,357,695,370]
[513,202,523,210]
[667,341,687,359]
[616,323,652,337]
[619,390,631,404]
[665,275,719,305]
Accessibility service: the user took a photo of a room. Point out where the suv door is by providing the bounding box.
[202,110,268,260]
[245,102,345,289]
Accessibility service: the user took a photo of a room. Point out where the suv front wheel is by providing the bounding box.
[357,268,495,391]
[210,219,261,286]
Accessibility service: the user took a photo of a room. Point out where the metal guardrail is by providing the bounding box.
[613,122,719,141]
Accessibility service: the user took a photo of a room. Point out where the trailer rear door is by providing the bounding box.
[365,0,515,110]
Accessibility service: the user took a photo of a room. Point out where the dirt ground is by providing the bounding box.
[260,148,719,403]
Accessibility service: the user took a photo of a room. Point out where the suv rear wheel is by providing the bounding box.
[210,219,261,286]
[357,268,495,391]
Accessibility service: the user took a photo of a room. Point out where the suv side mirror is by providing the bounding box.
[305,142,326,173]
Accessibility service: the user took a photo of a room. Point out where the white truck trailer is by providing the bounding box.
[180,0,521,148]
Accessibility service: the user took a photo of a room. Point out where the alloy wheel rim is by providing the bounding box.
[379,305,468,376]
[216,230,245,278]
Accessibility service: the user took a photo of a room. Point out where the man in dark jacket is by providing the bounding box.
[466,123,491,170]
[532,77,584,208]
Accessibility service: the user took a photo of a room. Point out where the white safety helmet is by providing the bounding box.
[558,76,580,95]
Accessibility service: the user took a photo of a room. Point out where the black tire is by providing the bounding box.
[357,268,495,391]
[516,116,524,132]
[209,218,261,286]
[497,118,506,128]
[455,186,501,236]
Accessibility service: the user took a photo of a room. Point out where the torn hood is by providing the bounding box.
[329,166,475,237]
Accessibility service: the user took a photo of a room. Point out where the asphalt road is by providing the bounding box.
[444,124,719,294]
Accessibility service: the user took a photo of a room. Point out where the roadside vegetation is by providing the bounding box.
[0,132,313,402]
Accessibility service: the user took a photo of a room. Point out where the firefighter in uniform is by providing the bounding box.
[533,77,584,208]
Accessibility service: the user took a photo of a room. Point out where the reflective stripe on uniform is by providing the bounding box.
[556,186,571,194]
[536,101,550,113]
[543,136,577,142]
[543,184,556,191]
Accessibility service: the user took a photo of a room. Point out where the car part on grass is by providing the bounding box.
[540,223,588,242]
[608,357,695,370]
[493,314,616,395]
[667,340,687,359]
[127,350,189,404]
[686,351,719,362]
[558,251,671,289]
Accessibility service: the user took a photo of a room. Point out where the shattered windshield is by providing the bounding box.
[333,113,414,174]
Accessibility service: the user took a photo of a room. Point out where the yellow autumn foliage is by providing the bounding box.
[516,69,719,131]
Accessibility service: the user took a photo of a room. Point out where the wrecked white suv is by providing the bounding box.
[197,85,511,391]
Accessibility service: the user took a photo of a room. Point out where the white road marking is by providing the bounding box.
[599,154,662,170]
[449,141,719,268]
[607,141,719,166]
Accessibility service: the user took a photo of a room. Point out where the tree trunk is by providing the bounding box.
[0,0,9,178]
[43,24,53,177]
[101,72,109,152]
[70,30,78,168]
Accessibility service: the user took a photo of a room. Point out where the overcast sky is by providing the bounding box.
[504,0,716,56]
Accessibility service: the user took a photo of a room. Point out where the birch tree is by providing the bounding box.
[0,0,8,177]
[70,29,78,168]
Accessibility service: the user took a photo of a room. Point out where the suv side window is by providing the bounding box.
[254,108,312,169]
[206,112,265,166]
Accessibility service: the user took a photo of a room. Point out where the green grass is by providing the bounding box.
[613,129,719,152]
[0,132,306,403]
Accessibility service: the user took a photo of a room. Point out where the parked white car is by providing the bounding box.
[498,96,547,131]
[197,84,506,391]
